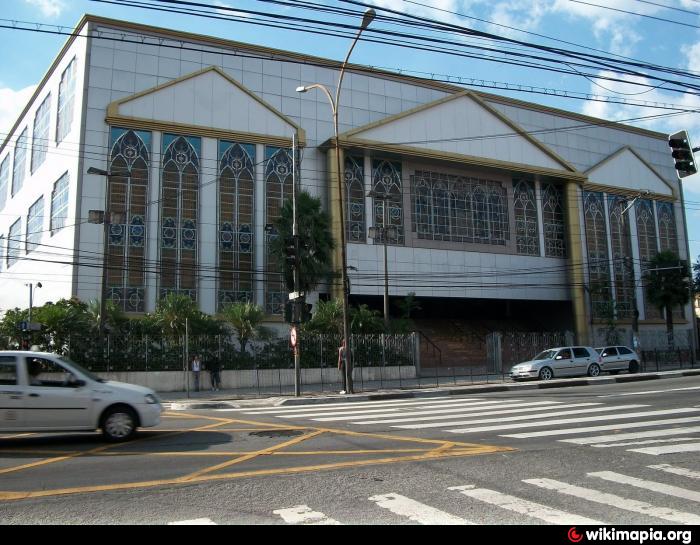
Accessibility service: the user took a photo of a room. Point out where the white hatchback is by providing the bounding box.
[510,346,603,381]
[0,351,162,441]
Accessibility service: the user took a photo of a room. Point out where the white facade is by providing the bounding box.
[0,15,693,345]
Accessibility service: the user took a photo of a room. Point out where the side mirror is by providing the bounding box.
[555,355,563,360]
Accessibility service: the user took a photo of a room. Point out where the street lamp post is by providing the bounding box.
[87,166,115,338]
[26,282,42,323]
[296,8,375,394]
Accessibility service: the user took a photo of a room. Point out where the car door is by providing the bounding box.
[616,347,635,368]
[0,355,22,431]
[23,356,94,430]
[600,347,619,371]
[553,348,575,376]
[572,347,594,376]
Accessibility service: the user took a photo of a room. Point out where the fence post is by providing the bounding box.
[655,348,659,372]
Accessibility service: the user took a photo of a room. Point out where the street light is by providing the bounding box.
[25,282,42,323]
[296,7,375,394]
[367,191,397,330]
[87,166,116,337]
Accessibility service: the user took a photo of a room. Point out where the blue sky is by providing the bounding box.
[1,0,699,264]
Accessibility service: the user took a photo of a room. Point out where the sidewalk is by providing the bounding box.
[160,368,700,410]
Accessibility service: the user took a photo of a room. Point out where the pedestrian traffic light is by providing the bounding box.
[668,130,697,178]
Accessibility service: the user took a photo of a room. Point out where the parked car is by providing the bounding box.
[594,345,641,374]
[0,351,162,441]
[510,346,603,381]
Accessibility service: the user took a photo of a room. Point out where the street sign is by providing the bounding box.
[290,326,298,348]
[289,291,304,301]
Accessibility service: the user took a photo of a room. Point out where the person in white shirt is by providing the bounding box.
[191,355,202,392]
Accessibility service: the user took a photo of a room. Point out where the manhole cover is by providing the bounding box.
[249,430,304,438]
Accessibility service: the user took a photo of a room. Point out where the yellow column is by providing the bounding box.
[565,182,591,345]
[327,146,345,300]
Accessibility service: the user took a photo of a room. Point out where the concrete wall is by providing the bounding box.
[96,365,417,392]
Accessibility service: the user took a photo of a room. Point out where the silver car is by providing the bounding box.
[510,346,603,381]
[595,346,641,374]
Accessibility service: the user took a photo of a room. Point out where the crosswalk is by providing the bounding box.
[232,396,700,454]
[166,463,700,525]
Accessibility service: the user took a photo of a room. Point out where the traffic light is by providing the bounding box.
[668,130,697,178]
[284,237,298,268]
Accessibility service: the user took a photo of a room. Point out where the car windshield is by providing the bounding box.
[57,356,104,383]
[532,349,558,361]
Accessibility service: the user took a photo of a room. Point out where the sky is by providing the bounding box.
[1,0,700,264]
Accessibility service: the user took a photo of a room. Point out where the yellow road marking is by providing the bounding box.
[95,447,434,457]
[182,429,325,480]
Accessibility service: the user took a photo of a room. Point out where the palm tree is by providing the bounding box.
[153,293,200,339]
[644,251,691,349]
[304,299,343,335]
[269,191,335,293]
[350,304,384,334]
[220,301,268,354]
[87,299,126,334]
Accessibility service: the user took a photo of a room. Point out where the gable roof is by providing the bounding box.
[335,90,585,180]
[106,66,304,146]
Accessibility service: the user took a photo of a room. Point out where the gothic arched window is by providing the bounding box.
[513,179,539,256]
[107,128,151,312]
[584,191,611,319]
[372,159,404,245]
[344,156,365,243]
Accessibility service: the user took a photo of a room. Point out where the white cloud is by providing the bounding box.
[23,0,66,18]
[0,85,37,140]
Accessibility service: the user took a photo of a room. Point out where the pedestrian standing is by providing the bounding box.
[209,360,221,392]
[191,354,202,392]
[337,339,347,395]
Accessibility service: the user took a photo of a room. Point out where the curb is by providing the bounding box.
[162,368,700,410]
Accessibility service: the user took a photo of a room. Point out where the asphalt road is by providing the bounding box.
[1,376,699,525]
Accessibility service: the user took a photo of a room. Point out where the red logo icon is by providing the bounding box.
[568,527,584,543]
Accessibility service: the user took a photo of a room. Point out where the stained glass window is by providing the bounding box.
[31,94,51,173]
[584,191,611,319]
[160,134,199,304]
[218,141,255,310]
[345,156,366,243]
[513,179,539,255]
[26,196,44,253]
[264,146,294,315]
[372,160,404,245]
[57,58,76,144]
[656,202,678,253]
[608,195,634,319]
[12,128,27,196]
[635,199,661,319]
[541,183,566,258]
[7,219,20,268]
[107,128,151,312]
[410,171,509,246]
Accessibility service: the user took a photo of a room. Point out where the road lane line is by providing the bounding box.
[273,505,341,525]
[648,465,700,480]
[368,493,471,525]
[590,471,700,503]
[628,442,700,455]
[559,426,700,444]
[353,402,600,425]
[506,416,700,438]
[448,485,603,525]
[397,404,650,431]
[524,478,700,525]
[598,386,700,397]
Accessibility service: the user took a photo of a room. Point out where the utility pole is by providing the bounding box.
[292,132,301,397]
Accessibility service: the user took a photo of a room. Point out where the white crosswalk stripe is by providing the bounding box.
[590,471,700,503]
[368,493,471,524]
[240,397,489,414]
[591,438,700,448]
[168,518,217,525]
[448,485,604,525]
[273,505,341,525]
[649,464,700,480]
[628,442,700,455]
[559,425,700,445]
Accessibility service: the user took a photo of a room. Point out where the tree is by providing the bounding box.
[395,292,421,319]
[694,255,700,293]
[303,299,343,335]
[350,304,384,334]
[644,251,691,349]
[269,191,335,293]
[153,293,201,339]
[86,299,127,334]
[220,301,270,354]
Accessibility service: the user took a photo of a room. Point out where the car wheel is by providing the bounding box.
[629,360,640,374]
[538,367,553,381]
[102,406,137,442]
[588,363,601,377]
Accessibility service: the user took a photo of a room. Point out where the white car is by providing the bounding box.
[0,351,162,441]
[595,346,641,374]
[510,346,603,381]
